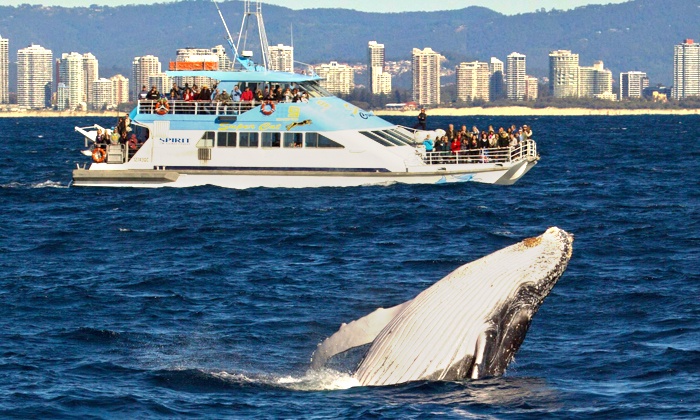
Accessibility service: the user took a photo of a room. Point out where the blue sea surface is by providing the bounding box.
[0,115,698,418]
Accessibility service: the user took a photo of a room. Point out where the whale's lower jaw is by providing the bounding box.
[350,227,573,387]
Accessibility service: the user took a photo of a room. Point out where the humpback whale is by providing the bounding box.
[311,227,573,386]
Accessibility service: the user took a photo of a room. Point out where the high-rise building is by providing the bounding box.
[82,52,99,104]
[173,48,218,91]
[549,50,579,98]
[91,78,113,110]
[672,39,700,100]
[131,55,161,100]
[489,57,505,100]
[579,60,612,98]
[525,75,539,101]
[58,52,84,110]
[506,52,526,101]
[368,41,391,95]
[620,71,649,99]
[17,44,53,109]
[211,45,232,71]
[455,61,490,102]
[148,73,171,97]
[314,61,354,94]
[0,35,8,104]
[269,44,294,73]
[412,47,441,106]
[110,74,129,105]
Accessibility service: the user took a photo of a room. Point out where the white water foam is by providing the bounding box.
[213,368,360,391]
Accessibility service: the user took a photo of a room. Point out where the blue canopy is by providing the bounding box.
[165,70,321,83]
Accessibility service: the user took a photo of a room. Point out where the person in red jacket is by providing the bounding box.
[240,87,254,101]
[450,136,462,154]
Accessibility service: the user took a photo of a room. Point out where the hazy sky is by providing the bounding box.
[3,0,632,15]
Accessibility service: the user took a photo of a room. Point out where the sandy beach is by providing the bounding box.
[1,106,699,118]
[375,106,700,117]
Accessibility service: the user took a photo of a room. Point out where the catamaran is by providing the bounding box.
[72,1,538,188]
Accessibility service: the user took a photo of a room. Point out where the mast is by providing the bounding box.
[235,0,271,71]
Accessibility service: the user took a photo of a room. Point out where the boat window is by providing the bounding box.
[360,131,393,147]
[262,132,281,148]
[299,81,332,98]
[217,132,237,147]
[389,128,416,145]
[381,130,411,146]
[374,130,408,146]
[284,132,303,148]
[196,131,216,148]
[239,132,259,148]
[131,124,150,143]
[305,132,344,148]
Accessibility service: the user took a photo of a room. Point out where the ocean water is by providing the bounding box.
[0,115,698,418]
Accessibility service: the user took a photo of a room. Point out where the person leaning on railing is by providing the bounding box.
[217,89,232,105]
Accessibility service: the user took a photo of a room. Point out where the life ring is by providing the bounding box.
[92,148,107,163]
[155,99,170,115]
[261,101,275,116]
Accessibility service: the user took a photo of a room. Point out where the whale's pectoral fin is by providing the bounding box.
[310,300,412,370]
[470,326,499,380]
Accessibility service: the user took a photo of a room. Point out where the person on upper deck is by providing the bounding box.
[232,85,242,102]
[146,86,160,100]
[240,87,254,102]
[423,134,434,152]
[217,89,232,105]
[183,87,195,101]
[522,125,533,139]
[169,83,181,100]
[138,85,148,100]
[283,87,293,102]
[450,136,461,154]
[199,85,212,101]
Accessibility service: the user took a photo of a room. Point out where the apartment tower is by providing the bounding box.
[489,57,505,100]
[369,41,391,95]
[506,52,526,101]
[314,61,354,94]
[549,50,579,98]
[17,44,53,109]
[131,55,161,100]
[110,74,129,105]
[82,53,99,104]
[620,71,649,99]
[269,44,294,73]
[0,36,8,104]
[456,61,490,102]
[57,52,84,110]
[672,39,700,100]
[412,47,440,106]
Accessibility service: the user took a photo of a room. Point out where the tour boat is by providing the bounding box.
[72,3,538,189]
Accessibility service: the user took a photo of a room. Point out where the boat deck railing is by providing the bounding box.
[137,99,265,116]
[421,139,537,165]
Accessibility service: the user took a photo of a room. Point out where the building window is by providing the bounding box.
[196,131,215,148]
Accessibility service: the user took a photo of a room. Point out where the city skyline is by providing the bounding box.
[2,0,633,15]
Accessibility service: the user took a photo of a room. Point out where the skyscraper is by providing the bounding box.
[672,39,700,100]
[314,61,354,94]
[131,55,161,100]
[412,47,440,106]
[525,76,539,101]
[0,36,8,104]
[82,52,99,104]
[58,52,84,110]
[456,61,490,102]
[17,44,53,109]
[368,41,391,95]
[578,61,612,98]
[506,52,526,101]
[269,44,294,73]
[489,57,505,100]
[620,71,649,99]
[549,50,579,98]
[91,78,113,110]
[110,74,129,105]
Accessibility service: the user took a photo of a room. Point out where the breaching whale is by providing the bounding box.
[311,227,573,386]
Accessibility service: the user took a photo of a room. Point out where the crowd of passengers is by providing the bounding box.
[92,116,144,157]
[138,82,310,105]
[423,123,534,155]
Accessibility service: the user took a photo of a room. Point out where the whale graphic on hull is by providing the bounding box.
[311,227,573,386]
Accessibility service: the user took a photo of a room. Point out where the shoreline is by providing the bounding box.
[374,106,700,117]
[1,106,699,118]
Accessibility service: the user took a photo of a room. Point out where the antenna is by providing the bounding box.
[212,0,239,62]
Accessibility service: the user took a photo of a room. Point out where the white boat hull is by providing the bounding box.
[72,158,537,189]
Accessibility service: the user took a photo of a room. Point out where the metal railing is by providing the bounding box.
[421,139,537,165]
[137,99,261,116]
